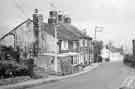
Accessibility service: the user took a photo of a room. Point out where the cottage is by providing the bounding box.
[0,9,94,75]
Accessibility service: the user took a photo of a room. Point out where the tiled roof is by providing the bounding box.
[42,23,81,40]
[0,19,92,41]
[58,24,92,40]
[0,19,32,41]
[57,24,81,40]
[41,23,77,40]
[42,23,92,40]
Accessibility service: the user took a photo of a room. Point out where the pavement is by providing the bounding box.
[120,69,135,89]
[0,63,99,89]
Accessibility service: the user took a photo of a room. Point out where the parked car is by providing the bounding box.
[105,58,110,62]
[97,55,103,62]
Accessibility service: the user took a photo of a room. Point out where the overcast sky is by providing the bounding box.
[0,0,135,52]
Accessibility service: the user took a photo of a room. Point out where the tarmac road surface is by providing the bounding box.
[28,61,132,89]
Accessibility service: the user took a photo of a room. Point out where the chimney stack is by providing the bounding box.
[48,11,57,24]
[33,8,40,56]
[64,16,71,24]
[48,10,72,24]
[49,11,57,17]
[57,14,64,24]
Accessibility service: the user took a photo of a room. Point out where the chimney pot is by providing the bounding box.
[34,8,38,14]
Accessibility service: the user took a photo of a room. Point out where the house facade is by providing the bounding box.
[46,10,94,73]
[0,10,94,75]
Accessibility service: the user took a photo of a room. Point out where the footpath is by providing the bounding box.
[120,68,135,89]
[1,63,100,89]
[120,76,135,89]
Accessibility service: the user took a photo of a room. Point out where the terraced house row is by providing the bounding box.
[0,9,94,75]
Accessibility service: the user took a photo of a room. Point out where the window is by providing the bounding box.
[71,56,73,64]
[85,40,87,47]
[73,41,77,49]
[79,39,83,47]
[64,41,67,48]
[73,56,77,64]
[50,57,54,64]
[61,40,68,50]
[83,40,85,46]
[68,40,73,49]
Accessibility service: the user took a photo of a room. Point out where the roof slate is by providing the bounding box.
[42,23,92,40]
[0,19,92,41]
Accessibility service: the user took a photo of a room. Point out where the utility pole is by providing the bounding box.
[94,26,104,63]
[94,26,104,40]
[94,26,97,40]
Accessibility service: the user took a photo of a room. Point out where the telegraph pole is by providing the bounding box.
[94,26,104,40]
[94,26,97,40]
[94,26,104,62]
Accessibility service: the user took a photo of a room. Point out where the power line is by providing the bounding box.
[49,2,56,10]
[14,0,27,18]
[48,0,57,11]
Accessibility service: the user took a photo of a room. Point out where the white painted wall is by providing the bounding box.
[101,47,123,62]
[45,33,57,52]
[101,47,110,59]
[0,35,14,47]
[110,52,123,62]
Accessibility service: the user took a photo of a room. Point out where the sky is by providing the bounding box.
[0,0,135,53]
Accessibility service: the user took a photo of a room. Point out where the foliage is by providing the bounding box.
[123,54,135,68]
[93,40,103,62]
[93,40,103,55]
[0,45,35,78]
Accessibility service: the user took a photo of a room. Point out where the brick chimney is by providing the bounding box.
[57,11,64,24]
[48,10,57,24]
[64,16,71,24]
[32,8,41,56]
[57,14,64,24]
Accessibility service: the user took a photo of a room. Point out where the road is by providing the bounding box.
[28,61,133,89]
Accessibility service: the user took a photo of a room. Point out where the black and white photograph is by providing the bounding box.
[0,0,134,89]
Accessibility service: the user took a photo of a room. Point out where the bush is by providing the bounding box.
[0,60,30,78]
[123,54,135,68]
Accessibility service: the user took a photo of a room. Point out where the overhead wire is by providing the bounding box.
[14,0,27,18]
